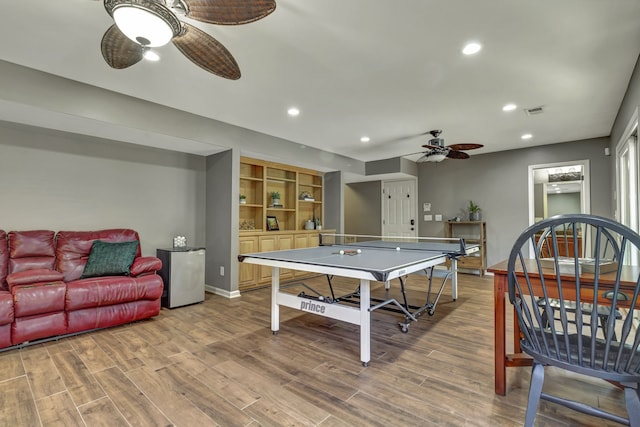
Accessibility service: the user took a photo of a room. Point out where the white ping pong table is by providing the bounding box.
[238,234,479,366]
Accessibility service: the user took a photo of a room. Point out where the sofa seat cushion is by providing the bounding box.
[81,240,139,279]
[6,269,64,290]
[0,291,14,326]
[66,274,163,311]
[12,282,66,318]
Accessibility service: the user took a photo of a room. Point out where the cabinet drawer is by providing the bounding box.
[457,256,483,269]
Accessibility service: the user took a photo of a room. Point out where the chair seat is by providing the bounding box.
[537,298,623,318]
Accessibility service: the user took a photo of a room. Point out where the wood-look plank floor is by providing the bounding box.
[0,273,630,426]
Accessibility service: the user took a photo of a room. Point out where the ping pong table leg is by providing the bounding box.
[271,267,280,334]
[450,258,458,301]
[360,278,371,367]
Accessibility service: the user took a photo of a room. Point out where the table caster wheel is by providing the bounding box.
[272,331,279,335]
[362,361,369,367]
[428,310,435,316]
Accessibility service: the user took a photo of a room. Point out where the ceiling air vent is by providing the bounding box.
[524,106,544,115]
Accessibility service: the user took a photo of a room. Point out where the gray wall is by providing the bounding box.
[323,171,344,233]
[609,54,640,214]
[205,149,238,296]
[0,121,206,256]
[417,137,612,267]
[547,192,581,217]
[344,181,382,236]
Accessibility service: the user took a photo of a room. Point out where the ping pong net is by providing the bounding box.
[318,233,468,257]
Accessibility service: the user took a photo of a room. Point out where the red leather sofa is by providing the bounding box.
[0,229,163,349]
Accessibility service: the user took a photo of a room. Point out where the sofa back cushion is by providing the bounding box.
[0,231,7,290]
[56,229,141,282]
[8,230,56,274]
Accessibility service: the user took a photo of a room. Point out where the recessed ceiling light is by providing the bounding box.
[287,107,300,117]
[502,103,517,112]
[462,42,482,55]
[360,136,370,143]
[521,133,533,140]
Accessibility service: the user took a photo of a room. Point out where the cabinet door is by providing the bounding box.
[308,233,320,247]
[278,234,294,279]
[258,235,279,282]
[239,236,258,287]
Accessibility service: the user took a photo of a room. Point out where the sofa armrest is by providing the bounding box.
[130,256,162,277]
[6,268,64,291]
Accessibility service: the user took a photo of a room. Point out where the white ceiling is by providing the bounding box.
[1,0,639,163]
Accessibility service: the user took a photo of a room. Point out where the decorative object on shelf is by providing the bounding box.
[468,200,481,221]
[239,220,256,230]
[270,191,281,206]
[266,216,279,231]
[299,191,315,201]
[305,220,315,230]
[239,194,247,204]
[173,235,187,248]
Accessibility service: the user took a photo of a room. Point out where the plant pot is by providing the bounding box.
[470,212,481,221]
[272,198,280,206]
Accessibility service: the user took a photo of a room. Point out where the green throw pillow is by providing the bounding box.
[81,240,139,279]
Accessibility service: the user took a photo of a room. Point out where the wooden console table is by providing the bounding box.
[488,259,638,396]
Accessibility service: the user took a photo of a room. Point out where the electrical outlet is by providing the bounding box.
[219,266,224,276]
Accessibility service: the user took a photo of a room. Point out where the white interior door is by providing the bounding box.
[382,180,417,237]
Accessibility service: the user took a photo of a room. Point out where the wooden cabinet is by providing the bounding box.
[240,157,324,232]
[239,157,328,291]
[444,221,487,276]
[238,235,259,287]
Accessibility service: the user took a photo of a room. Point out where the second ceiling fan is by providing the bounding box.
[411,130,484,162]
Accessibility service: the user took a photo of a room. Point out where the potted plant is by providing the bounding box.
[270,191,281,206]
[469,200,481,221]
[239,194,247,204]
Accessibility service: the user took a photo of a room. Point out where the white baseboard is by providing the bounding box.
[205,285,241,299]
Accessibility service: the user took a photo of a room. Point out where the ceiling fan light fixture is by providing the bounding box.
[143,48,160,61]
[106,0,181,47]
[426,153,447,162]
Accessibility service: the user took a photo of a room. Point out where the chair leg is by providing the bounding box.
[525,362,545,427]
[625,383,640,427]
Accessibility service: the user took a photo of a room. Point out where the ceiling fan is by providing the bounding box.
[410,130,484,162]
[100,0,276,80]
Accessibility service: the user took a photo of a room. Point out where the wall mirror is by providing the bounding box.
[528,160,591,225]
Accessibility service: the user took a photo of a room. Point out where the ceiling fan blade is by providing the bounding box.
[101,24,143,69]
[447,143,484,151]
[182,0,276,25]
[446,150,470,159]
[172,23,241,79]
